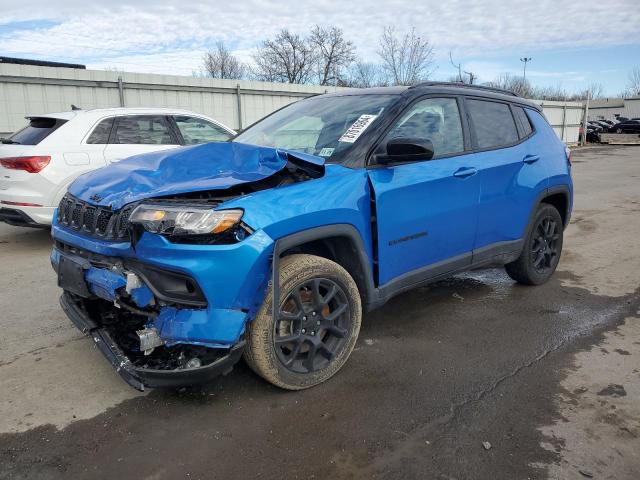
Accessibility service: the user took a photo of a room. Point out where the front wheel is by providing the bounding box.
[505,204,564,285]
[244,254,362,390]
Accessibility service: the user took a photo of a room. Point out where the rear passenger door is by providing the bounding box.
[103,115,180,163]
[465,98,548,256]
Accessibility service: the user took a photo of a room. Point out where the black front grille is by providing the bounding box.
[58,194,134,240]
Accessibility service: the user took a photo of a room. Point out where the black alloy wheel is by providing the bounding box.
[530,216,560,274]
[273,278,350,373]
[505,203,564,285]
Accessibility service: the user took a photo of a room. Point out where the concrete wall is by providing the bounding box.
[588,97,640,121]
[0,63,346,136]
[1,64,584,144]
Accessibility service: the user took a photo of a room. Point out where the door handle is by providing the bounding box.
[523,154,540,164]
[453,167,477,178]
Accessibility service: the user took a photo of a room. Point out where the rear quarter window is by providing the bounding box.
[513,106,534,138]
[7,117,67,145]
[467,99,519,149]
[86,118,115,144]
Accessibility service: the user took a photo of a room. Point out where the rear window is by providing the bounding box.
[467,99,519,149]
[7,117,67,145]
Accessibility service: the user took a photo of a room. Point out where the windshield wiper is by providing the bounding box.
[0,138,20,144]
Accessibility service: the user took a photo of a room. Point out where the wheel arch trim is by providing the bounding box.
[271,224,376,317]
[524,184,572,243]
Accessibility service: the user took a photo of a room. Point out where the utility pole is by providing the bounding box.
[449,51,462,83]
[520,57,532,81]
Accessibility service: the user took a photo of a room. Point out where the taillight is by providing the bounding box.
[0,156,51,173]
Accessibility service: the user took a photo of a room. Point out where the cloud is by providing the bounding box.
[0,0,638,76]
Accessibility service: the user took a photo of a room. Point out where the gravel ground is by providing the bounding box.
[0,145,638,479]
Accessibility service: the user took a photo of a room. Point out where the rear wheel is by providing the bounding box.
[505,204,563,285]
[244,254,362,390]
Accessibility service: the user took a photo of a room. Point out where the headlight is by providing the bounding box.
[129,205,243,236]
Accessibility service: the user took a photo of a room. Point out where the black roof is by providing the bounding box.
[323,82,541,112]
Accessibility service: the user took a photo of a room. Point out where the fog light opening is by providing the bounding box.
[185,357,202,369]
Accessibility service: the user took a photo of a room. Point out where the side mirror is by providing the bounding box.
[377,137,434,164]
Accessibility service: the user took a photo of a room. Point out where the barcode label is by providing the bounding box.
[339,114,378,143]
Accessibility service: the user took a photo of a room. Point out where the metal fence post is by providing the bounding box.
[581,96,590,146]
[117,76,125,107]
[561,103,567,142]
[236,84,243,131]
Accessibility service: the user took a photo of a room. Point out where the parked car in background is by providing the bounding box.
[587,121,604,132]
[609,119,640,134]
[0,108,235,227]
[50,83,573,391]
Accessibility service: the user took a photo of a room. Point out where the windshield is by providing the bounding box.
[233,94,398,163]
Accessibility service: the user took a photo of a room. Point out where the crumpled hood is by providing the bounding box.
[68,142,325,210]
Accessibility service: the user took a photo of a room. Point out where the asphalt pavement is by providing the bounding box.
[1,145,638,479]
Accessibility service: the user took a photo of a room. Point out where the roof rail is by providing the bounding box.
[409,81,520,97]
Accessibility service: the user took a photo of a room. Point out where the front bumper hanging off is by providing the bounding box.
[60,292,245,391]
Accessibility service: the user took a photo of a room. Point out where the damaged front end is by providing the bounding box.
[52,247,246,391]
[60,292,244,391]
[51,143,327,390]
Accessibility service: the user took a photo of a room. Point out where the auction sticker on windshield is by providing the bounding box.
[339,114,378,143]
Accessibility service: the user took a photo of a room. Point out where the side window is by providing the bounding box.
[174,116,232,145]
[467,99,519,149]
[86,118,114,144]
[113,116,175,145]
[513,106,534,138]
[386,97,464,157]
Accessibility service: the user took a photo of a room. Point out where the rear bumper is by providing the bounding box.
[60,292,245,391]
[0,205,54,226]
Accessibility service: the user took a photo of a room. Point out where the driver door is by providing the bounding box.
[367,96,481,286]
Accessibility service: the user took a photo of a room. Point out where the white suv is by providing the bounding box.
[0,107,235,227]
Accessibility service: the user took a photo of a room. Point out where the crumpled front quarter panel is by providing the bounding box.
[223,165,374,264]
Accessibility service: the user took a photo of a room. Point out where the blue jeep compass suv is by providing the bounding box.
[51,82,573,390]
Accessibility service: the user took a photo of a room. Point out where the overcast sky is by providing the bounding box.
[1,0,639,95]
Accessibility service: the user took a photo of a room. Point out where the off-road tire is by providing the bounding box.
[244,254,362,390]
[505,203,564,285]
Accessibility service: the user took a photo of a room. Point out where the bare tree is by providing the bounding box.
[252,30,316,84]
[377,26,435,85]
[344,61,388,88]
[485,73,534,97]
[309,25,356,86]
[571,82,604,100]
[627,66,640,97]
[203,41,246,80]
[533,84,568,101]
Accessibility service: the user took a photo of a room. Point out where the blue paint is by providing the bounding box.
[85,268,126,302]
[153,307,247,347]
[130,285,154,308]
[68,142,324,210]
